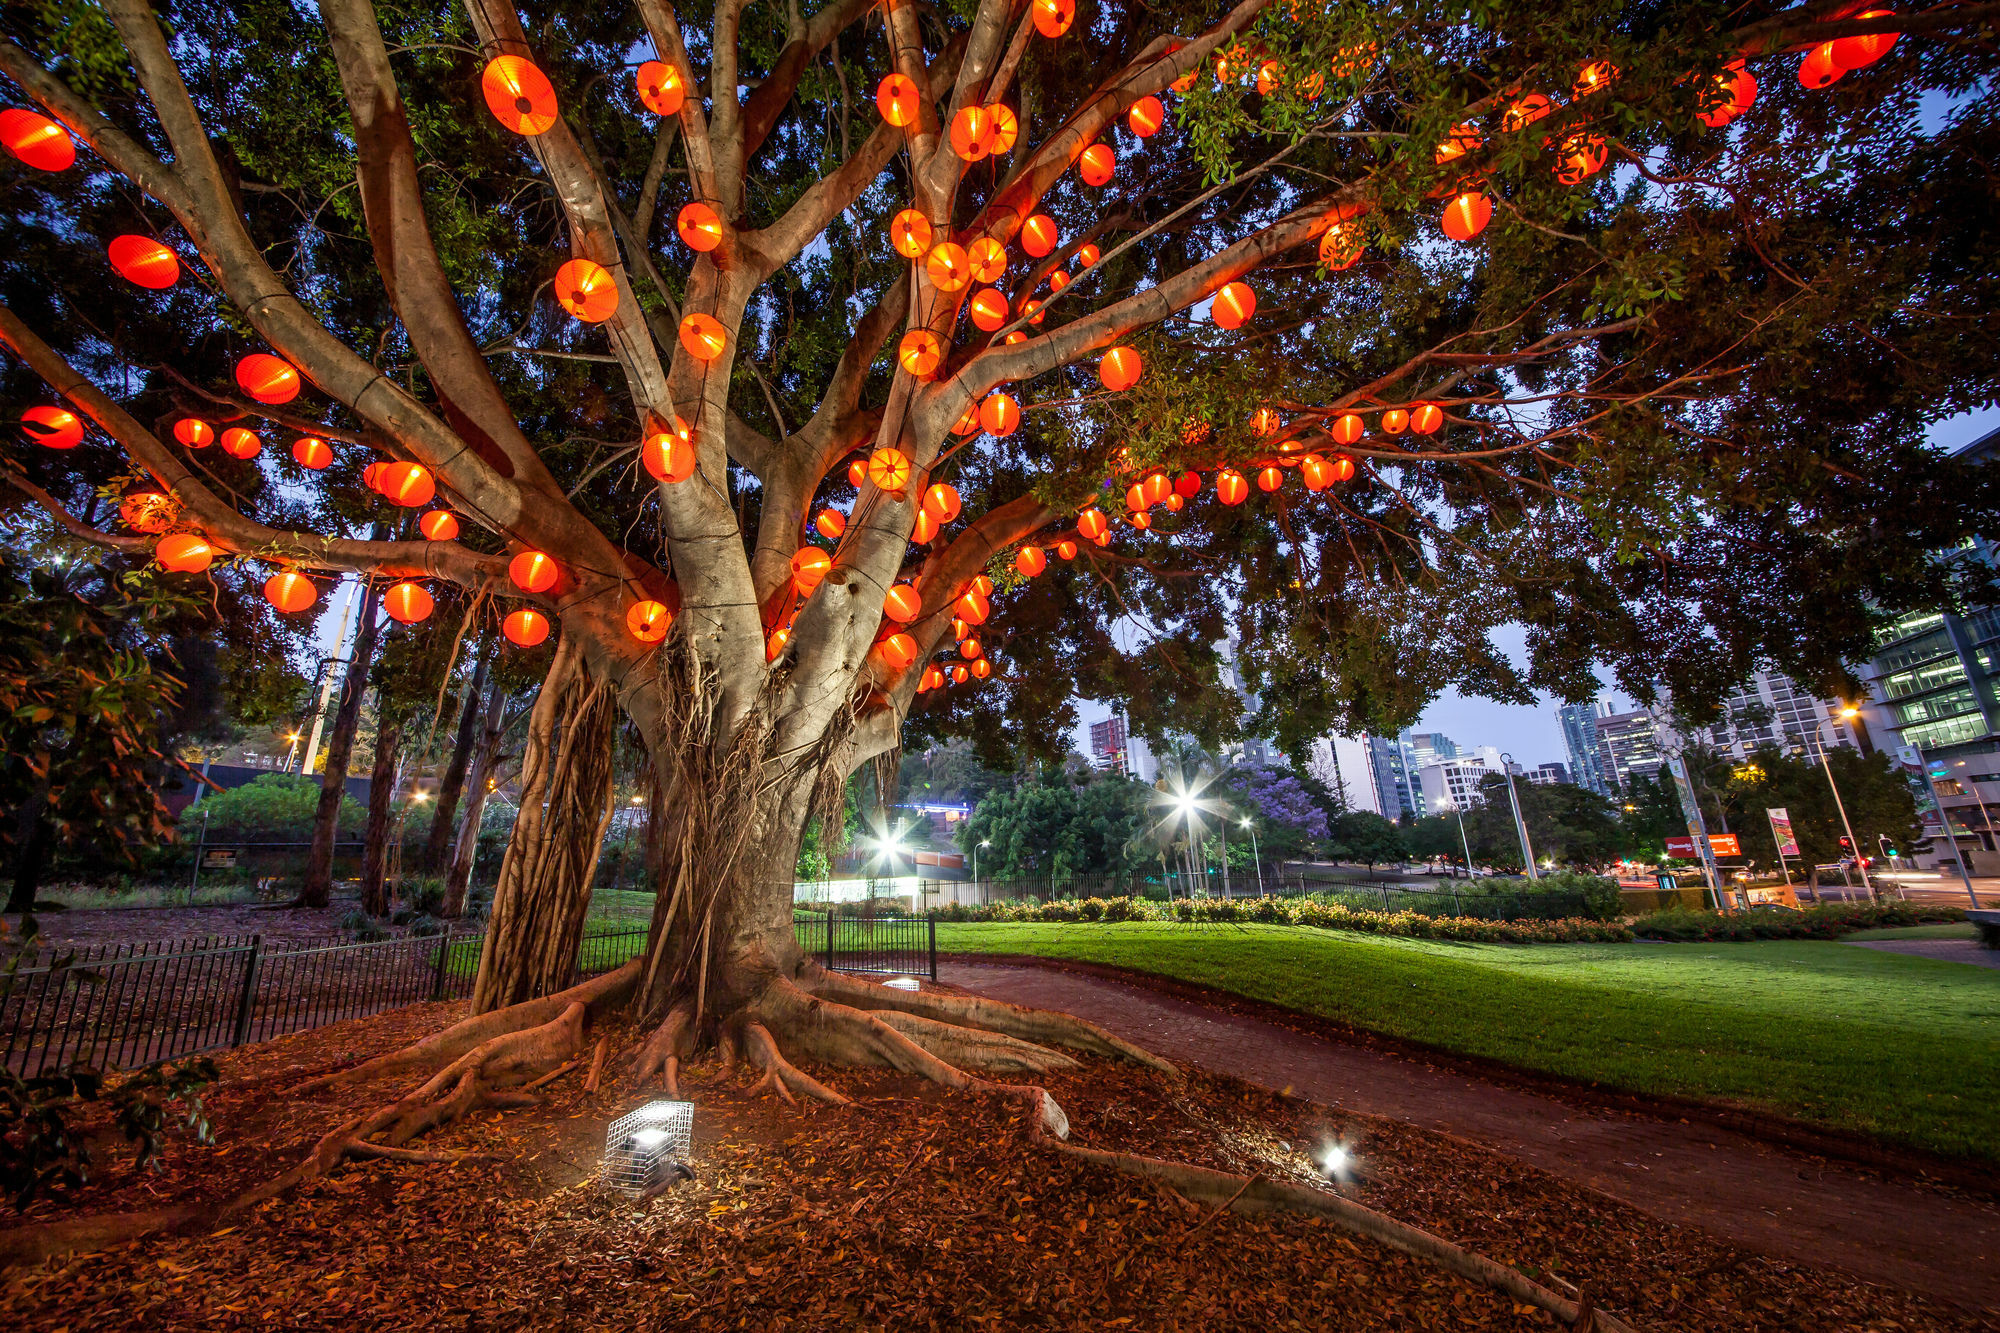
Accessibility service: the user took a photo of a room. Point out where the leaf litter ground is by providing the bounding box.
[3,996,1994,1332]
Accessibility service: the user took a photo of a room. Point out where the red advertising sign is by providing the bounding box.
[1665,833,1743,859]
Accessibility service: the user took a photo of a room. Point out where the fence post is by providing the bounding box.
[433,928,453,1000]
[231,936,264,1047]
[824,913,835,972]
[1379,884,1390,912]
[928,916,938,982]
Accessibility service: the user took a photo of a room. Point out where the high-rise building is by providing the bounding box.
[1678,670,1859,760]
[1594,709,1669,791]
[1369,734,1416,819]
[1529,762,1568,786]
[1558,701,1613,797]
[1416,756,1495,813]
[1307,734,1384,816]
[1085,713,1157,781]
[1397,730,1458,814]
[1216,637,1276,768]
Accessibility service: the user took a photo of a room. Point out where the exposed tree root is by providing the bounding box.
[803,965,1178,1077]
[740,1022,850,1106]
[582,1035,612,1094]
[629,999,696,1096]
[870,1009,1079,1076]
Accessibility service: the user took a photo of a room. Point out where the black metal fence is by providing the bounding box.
[1,925,648,1078]
[793,913,936,980]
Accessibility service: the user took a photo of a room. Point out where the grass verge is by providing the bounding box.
[936,921,2000,1160]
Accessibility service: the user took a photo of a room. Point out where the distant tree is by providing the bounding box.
[1619,772,1690,861]
[959,771,1155,883]
[176,773,364,844]
[1403,814,1468,870]
[1217,763,1329,861]
[1713,745,1919,870]
[1329,811,1408,870]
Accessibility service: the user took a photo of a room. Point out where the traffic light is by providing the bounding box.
[1838,836,1853,852]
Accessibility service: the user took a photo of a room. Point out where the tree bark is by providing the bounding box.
[422,631,492,876]
[472,640,618,1012]
[443,674,508,919]
[299,579,383,910]
[6,784,53,916]
[359,700,403,919]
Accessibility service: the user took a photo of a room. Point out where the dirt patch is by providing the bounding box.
[2,999,1995,1330]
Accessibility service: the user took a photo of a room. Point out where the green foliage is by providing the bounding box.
[930,894,1631,942]
[1634,901,1966,942]
[1702,746,1921,869]
[1460,870,1622,920]
[1328,810,1408,867]
[958,771,1159,880]
[175,774,364,843]
[0,1057,216,1209]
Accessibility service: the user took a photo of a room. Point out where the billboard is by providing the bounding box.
[1665,833,1742,859]
[1766,807,1800,858]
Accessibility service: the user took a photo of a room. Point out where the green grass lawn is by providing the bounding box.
[937,922,2000,1160]
[1842,923,1977,941]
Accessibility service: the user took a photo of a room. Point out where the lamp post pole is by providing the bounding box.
[1242,818,1263,895]
[1909,750,1978,907]
[1221,818,1232,899]
[1453,800,1475,878]
[1500,753,1538,880]
[1811,712,1876,902]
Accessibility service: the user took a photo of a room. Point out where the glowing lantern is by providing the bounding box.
[1441,191,1492,242]
[1435,123,1482,165]
[1020,214,1058,258]
[979,393,1020,436]
[923,483,962,524]
[420,509,460,541]
[1006,331,1028,345]
[1075,243,1100,268]
[1502,93,1553,132]
[1016,546,1046,577]
[970,288,1009,332]
[953,664,970,684]
[914,511,938,543]
[949,105,996,161]
[952,617,969,640]
[20,406,81,449]
[155,533,213,573]
[1256,61,1282,95]
[815,508,846,540]
[1049,271,1070,294]
[1257,466,1283,492]
[382,581,433,624]
[1079,143,1115,187]
[636,60,686,116]
[1057,539,1078,560]
[1574,61,1618,97]
[1319,222,1364,271]
[505,608,551,647]
[643,417,698,483]
[867,447,913,493]
[1174,471,1202,498]
[968,238,1007,283]
[1129,95,1164,137]
[1211,281,1255,329]
[1411,403,1444,435]
[174,418,214,449]
[1699,62,1758,128]
[220,428,262,460]
[1330,454,1356,482]
[1099,346,1142,391]
[1554,132,1608,184]
[120,489,172,533]
[920,665,944,691]
[876,632,918,671]
[1832,10,1899,70]
[972,658,991,679]
[1032,0,1075,38]
[848,458,869,486]
[1164,494,1183,512]
[1798,43,1843,88]
[790,547,832,593]
[899,329,944,378]
[108,236,179,289]
[379,461,435,506]
[876,74,920,126]
[972,574,993,596]
[1301,454,1333,491]
[1020,299,1044,327]
[1251,406,1282,437]
[1125,483,1147,512]
[989,104,1019,153]
[766,626,789,660]
[677,202,724,252]
[1216,470,1249,505]
[1378,408,1408,435]
[957,592,990,626]
[679,313,728,360]
[1142,473,1170,507]
[363,461,387,492]
[237,354,301,405]
[482,56,559,136]
[1,109,74,171]
[883,584,922,623]
[1129,511,1152,531]
[959,637,982,659]
[555,259,618,323]
[925,242,971,292]
[291,436,332,469]
[510,550,559,593]
[1331,413,1364,445]
[890,209,933,259]
[627,599,673,642]
[1077,508,1108,540]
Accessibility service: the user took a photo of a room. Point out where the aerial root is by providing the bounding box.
[629,1000,696,1096]
[740,1022,851,1106]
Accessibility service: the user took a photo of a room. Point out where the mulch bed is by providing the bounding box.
[2,1002,1993,1332]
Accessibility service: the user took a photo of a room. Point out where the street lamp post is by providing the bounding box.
[1221,818,1232,899]
[1904,752,1980,907]
[1810,709,1876,902]
[973,839,990,903]
[1500,752,1538,880]
[1241,817,1263,896]
[1453,800,1475,878]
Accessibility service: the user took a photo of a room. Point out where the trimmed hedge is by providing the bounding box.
[929,895,1633,943]
[1632,901,1968,942]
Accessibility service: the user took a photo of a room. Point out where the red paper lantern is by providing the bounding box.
[1129,511,1152,531]
[1015,546,1046,577]
[1032,0,1075,37]
[1832,10,1900,70]
[627,599,673,643]
[1174,471,1202,498]
[1573,61,1619,98]
[925,242,971,292]
[949,105,996,162]
[642,415,697,483]
[883,584,923,623]
[383,581,434,624]
[1331,413,1364,445]
[953,664,970,684]
[291,436,332,469]
[899,329,944,378]
[220,427,262,460]
[504,608,551,647]
[1128,95,1164,137]
[890,209,933,259]
[1320,222,1364,271]
[680,313,727,360]
[155,533,214,573]
[1079,143,1115,187]
[120,489,172,533]
[677,202,724,252]
[1435,122,1482,165]
[509,549,559,593]
[1020,214,1058,258]
[970,288,1009,332]
[1502,93,1554,132]
[791,547,832,592]
[1411,403,1444,435]
[972,574,993,596]
[1057,539,1078,560]
[1382,408,1409,435]
[876,632,919,671]
[263,571,317,613]
[1077,508,1109,540]
[1251,406,1282,437]
[989,104,1019,154]
[979,393,1021,437]
[555,259,618,322]
[1,109,74,171]
[848,458,869,486]
[868,447,912,493]
[1142,473,1170,507]
[1125,483,1147,512]
[956,591,991,625]
[1330,454,1356,482]
[815,508,846,540]
[1301,454,1333,492]
[1216,470,1249,505]
[1211,281,1255,329]
[237,353,301,404]
[636,60,687,116]
[20,406,81,449]
[379,461,435,506]
[108,235,180,289]
[913,510,938,543]
[968,238,1007,283]
[420,510,460,541]
[1075,243,1100,269]
[923,483,962,524]
[1798,44,1843,89]
[766,626,790,661]
[174,418,214,449]
[1257,466,1283,492]
[876,74,920,127]
[1698,62,1758,128]
[482,56,559,136]
[1098,346,1142,391]
[959,636,982,660]
[1441,191,1492,242]
[1553,132,1608,185]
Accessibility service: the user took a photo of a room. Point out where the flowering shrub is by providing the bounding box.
[929,895,1633,943]
[1632,901,1967,942]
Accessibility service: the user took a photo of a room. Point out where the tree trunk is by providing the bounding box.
[470,640,618,1011]
[299,580,382,910]
[6,784,53,916]
[442,672,507,919]
[422,631,492,875]
[359,701,403,919]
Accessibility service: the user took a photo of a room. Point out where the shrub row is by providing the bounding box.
[929,894,1633,943]
[1631,901,1967,942]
